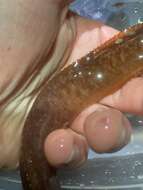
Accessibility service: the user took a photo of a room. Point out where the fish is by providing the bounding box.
[20,23,143,190]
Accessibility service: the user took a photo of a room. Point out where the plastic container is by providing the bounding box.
[58,115,143,190]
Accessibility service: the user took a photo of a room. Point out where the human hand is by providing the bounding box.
[44,8,143,167]
[0,0,142,169]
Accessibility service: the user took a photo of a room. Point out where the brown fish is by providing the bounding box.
[20,23,143,190]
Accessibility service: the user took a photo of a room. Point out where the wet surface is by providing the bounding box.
[59,154,143,189]
[1,0,143,190]
[0,170,22,190]
[58,115,143,190]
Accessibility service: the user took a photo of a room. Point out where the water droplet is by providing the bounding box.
[138,17,143,24]
[73,61,78,67]
[130,175,135,179]
[79,183,85,187]
[73,74,77,78]
[124,30,135,36]
[93,51,96,55]
[122,170,126,174]
[105,170,112,175]
[138,54,143,59]
[138,119,143,123]
[60,144,64,148]
[93,11,103,19]
[135,161,142,166]
[26,172,29,178]
[115,38,124,44]
[134,7,139,14]
[86,56,90,61]
[138,175,143,180]
[110,179,115,183]
[28,159,32,164]
[95,72,103,80]
[105,125,109,130]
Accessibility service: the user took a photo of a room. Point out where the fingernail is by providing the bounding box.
[65,145,86,168]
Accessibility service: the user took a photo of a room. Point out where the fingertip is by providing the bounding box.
[44,129,74,167]
[44,129,88,168]
[84,109,132,153]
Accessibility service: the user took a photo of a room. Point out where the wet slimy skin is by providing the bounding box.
[20,23,143,190]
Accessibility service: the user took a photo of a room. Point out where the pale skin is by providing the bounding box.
[0,0,143,169]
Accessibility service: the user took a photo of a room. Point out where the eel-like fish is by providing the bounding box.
[20,23,143,190]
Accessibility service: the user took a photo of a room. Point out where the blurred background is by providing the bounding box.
[1,0,143,190]
[71,0,143,30]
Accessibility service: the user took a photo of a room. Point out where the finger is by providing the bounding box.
[44,129,88,168]
[71,105,131,153]
[101,77,143,115]
[67,16,119,66]
[84,109,131,153]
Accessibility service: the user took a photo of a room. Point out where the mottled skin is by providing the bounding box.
[20,24,143,190]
